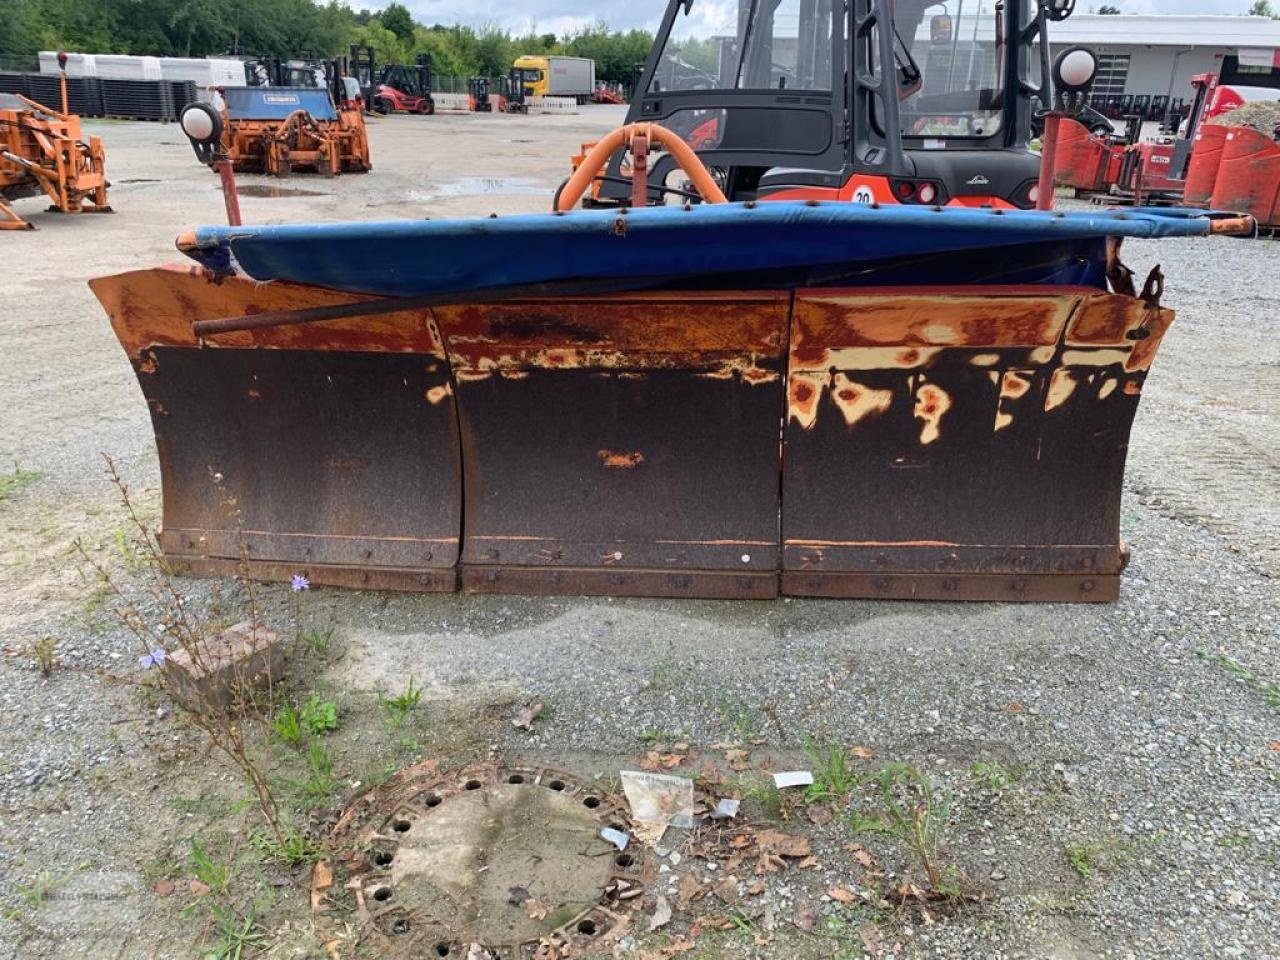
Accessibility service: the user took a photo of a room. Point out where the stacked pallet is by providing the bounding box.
[98,78,176,120]
[25,75,104,116]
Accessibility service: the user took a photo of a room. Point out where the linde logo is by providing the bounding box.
[264,95,300,105]
[966,174,990,185]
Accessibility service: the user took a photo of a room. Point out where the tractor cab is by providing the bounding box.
[598,0,1070,208]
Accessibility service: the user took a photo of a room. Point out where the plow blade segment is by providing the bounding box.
[90,268,461,591]
[433,293,789,598]
[781,287,1172,602]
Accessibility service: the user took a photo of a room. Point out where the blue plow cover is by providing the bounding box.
[223,86,338,122]
[182,202,1238,299]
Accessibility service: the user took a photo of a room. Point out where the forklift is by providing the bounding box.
[369,53,436,115]
[469,77,493,112]
[500,69,529,113]
[592,0,1078,208]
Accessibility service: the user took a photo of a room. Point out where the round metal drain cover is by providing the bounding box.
[321,763,643,958]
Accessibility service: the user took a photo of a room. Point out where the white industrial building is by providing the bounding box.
[1044,14,1280,118]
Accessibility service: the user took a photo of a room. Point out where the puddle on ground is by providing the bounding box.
[408,177,546,201]
[236,184,329,198]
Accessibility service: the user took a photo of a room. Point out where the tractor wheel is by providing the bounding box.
[417,99,435,116]
[373,97,392,115]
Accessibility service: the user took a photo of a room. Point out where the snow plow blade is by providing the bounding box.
[93,266,1179,602]
[89,266,461,591]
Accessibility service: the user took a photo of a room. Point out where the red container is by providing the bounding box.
[1052,117,1114,192]
[1183,124,1228,207]
[1210,126,1280,227]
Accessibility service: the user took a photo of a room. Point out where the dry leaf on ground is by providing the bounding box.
[807,803,834,826]
[310,859,334,910]
[523,897,551,920]
[711,875,740,904]
[756,829,812,858]
[640,750,687,771]
[511,700,544,730]
[648,894,673,931]
[724,748,751,771]
[676,872,704,909]
[850,745,875,759]
[793,904,819,932]
[827,886,857,904]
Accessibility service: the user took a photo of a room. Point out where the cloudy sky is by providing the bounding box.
[377,0,1267,35]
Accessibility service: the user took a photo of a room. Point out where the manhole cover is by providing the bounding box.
[318,763,644,958]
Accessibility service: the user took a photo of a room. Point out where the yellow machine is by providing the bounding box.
[0,88,110,230]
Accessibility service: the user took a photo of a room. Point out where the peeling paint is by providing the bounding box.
[969,352,1001,366]
[1061,348,1131,368]
[830,373,893,429]
[424,384,451,405]
[788,372,824,430]
[994,369,1034,431]
[1045,368,1078,411]
[597,449,645,469]
[1098,377,1117,400]
[914,382,952,445]
[791,345,944,373]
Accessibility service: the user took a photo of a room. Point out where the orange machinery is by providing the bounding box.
[214,84,369,178]
[0,78,110,230]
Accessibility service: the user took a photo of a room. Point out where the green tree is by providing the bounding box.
[1096,4,1121,13]
[1246,0,1277,15]
[379,2,415,43]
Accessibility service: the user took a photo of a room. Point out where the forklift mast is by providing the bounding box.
[600,0,1069,208]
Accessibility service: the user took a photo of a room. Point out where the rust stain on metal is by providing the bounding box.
[424,385,451,405]
[830,374,893,429]
[788,372,824,429]
[1125,308,1173,372]
[433,294,786,382]
[994,369,1033,431]
[969,352,1000,366]
[89,267,446,358]
[1061,348,1131,368]
[1044,368,1078,411]
[597,449,644,469]
[914,382,951,445]
[793,290,1078,351]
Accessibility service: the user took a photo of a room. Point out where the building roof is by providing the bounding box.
[1047,14,1280,49]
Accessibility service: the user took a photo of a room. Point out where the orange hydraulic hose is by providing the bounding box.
[555,122,727,212]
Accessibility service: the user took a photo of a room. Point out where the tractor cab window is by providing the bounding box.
[891,0,1006,139]
[648,0,835,93]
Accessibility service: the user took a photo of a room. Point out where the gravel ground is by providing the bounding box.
[0,113,1276,960]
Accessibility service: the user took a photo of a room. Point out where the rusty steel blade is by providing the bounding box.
[90,266,462,590]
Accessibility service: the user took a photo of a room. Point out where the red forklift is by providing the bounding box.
[356,50,435,115]
[589,0,1081,209]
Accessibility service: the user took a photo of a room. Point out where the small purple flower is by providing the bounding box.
[139,647,167,670]
[290,573,311,592]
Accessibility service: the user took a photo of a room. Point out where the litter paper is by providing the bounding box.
[773,770,815,789]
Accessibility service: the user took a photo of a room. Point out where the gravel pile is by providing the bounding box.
[1206,100,1280,133]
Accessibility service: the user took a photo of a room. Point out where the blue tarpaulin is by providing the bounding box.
[181,201,1243,298]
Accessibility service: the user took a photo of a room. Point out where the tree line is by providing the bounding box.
[0,0,657,84]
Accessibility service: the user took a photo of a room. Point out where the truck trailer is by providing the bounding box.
[512,55,596,102]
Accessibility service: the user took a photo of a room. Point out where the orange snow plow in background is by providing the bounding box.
[0,86,110,229]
